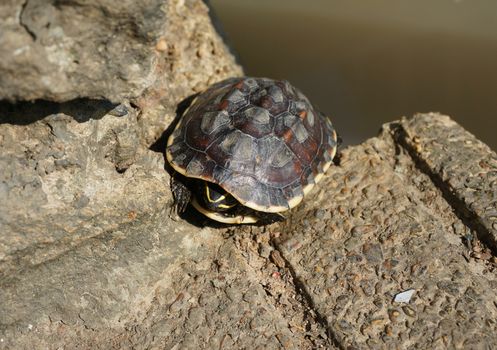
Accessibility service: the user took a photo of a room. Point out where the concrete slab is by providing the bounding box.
[275,114,497,349]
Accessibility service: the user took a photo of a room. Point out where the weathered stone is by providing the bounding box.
[399,114,497,250]
[0,0,241,277]
[2,111,497,348]
[0,221,324,349]
[0,0,240,106]
[1,3,497,347]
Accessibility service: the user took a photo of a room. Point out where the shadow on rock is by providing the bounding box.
[149,93,198,157]
[151,93,286,230]
[177,204,269,230]
[0,98,120,125]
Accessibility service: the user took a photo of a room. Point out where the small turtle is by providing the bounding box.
[166,77,338,224]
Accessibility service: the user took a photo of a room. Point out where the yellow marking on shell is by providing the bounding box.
[166,116,185,147]
[301,161,333,196]
[183,97,197,115]
[168,158,189,176]
[314,172,324,184]
[192,198,259,224]
[165,148,173,165]
[165,162,291,213]
[322,161,332,173]
[290,127,337,201]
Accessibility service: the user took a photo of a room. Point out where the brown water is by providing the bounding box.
[209,0,497,150]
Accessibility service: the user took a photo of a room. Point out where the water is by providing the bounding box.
[209,0,497,150]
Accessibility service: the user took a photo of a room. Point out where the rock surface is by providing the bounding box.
[0,0,238,106]
[0,0,241,279]
[1,0,497,349]
[2,112,497,349]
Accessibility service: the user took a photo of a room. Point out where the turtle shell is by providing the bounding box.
[166,77,338,213]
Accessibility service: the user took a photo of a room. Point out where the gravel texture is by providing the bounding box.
[399,114,497,252]
[275,115,497,349]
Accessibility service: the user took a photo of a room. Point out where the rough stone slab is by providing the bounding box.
[0,0,241,105]
[0,212,330,349]
[0,0,241,278]
[2,111,497,348]
[398,114,497,251]
[275,114,497,349]
[0,106,170,278]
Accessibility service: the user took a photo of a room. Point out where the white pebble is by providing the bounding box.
[394,289,416,303]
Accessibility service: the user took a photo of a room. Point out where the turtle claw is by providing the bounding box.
[170,175,192,215]
[168,206,181,222]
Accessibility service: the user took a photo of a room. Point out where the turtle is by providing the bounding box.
[166,77,338,224]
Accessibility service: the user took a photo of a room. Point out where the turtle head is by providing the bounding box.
[199,181,239,212]
[191,180,286,224]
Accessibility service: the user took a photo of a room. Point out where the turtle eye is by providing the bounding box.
[202,182,238,212]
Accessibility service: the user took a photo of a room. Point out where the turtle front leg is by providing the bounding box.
[235,206,286,225]
[170,175,192,214]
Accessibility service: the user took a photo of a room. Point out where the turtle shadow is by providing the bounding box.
[149,93,199,183]
[149,93,197,160]
[176,205,235,229]
[148,93,294,229]
[148,93,230,229]
[149,93,210,228]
